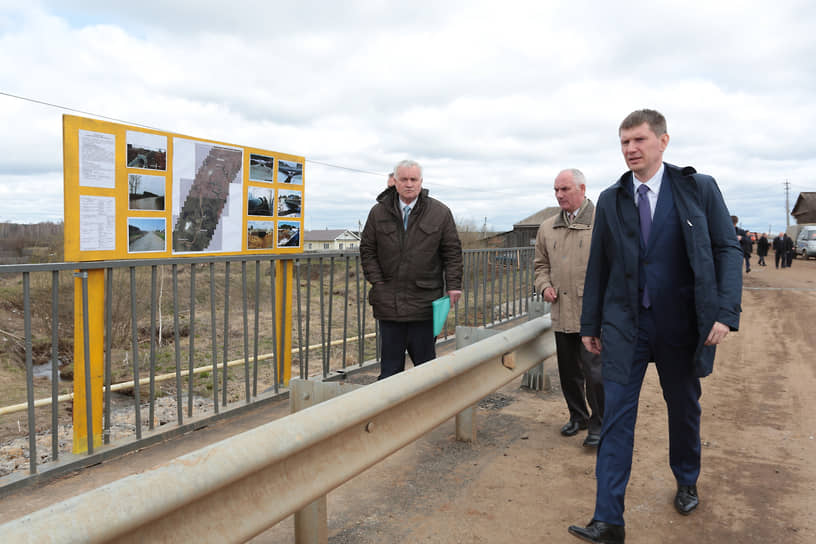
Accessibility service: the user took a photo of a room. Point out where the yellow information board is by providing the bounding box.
[63,115,305,261]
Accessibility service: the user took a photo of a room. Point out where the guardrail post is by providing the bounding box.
[289,378,362,544]
[521,299,552,391]
[454,326,499,442]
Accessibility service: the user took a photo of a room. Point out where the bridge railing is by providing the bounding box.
[0,312,555,543]
[0,247,537,488]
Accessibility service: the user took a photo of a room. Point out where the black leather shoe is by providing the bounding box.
[560,420,588,436]
[568,519,625,543]
[674,485,699,515]
[583,433,600,448]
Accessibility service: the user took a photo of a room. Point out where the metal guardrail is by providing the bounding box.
[0,312,555,543]
[0,247,536,485]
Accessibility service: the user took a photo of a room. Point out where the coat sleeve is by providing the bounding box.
[580,197,610,338]
[439,207,463,291]
[699,176,743,330]
[359,207,384,285]
[533,223,552,295]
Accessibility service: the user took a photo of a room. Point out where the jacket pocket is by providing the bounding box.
[415,278,442,289]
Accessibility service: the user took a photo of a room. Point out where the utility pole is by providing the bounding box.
[784,179,791,229]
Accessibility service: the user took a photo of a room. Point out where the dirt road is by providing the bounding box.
[252,258,816,543]
[2,258,815,543]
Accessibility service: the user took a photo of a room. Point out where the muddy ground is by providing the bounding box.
[1,257,815,543]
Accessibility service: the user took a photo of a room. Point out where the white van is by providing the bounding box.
[796,226,816,259]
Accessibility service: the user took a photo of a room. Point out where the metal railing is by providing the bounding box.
[0,247,536,487]
[0,312,556,542]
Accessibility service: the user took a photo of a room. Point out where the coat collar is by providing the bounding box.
[552,198,594,228]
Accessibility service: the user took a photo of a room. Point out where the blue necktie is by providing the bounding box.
[637,184,652,308]
[403,205,411,229]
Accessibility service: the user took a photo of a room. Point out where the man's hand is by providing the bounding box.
[542,286,557,303]
[582,336,602,355]
[448,290,462,305]
[704,321,730,346]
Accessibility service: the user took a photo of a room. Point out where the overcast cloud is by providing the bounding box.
[1,0,814,234]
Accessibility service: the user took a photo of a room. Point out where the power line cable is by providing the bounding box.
[0,90,385,177]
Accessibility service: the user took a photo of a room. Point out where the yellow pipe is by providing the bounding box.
[0,332,377,417]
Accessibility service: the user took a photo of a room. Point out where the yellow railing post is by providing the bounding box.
[72,269,105,453]
[276,260,294,386]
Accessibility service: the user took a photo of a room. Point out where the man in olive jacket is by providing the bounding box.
[360,160,463,380]
[534,168,603,448]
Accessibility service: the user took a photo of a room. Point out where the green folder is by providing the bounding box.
[432,296,451,337]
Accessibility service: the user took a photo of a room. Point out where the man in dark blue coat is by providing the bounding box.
[568,110,742,544]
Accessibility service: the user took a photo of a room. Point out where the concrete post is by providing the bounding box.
[289,378,361,544]
[521,299,552,391]
[454,326,500,442]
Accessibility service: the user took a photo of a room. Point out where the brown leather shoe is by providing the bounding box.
[674,485,699,515]
[568,519,625,543]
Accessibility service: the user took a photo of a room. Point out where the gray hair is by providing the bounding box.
[393,159,423,179]
[565,168,586,187]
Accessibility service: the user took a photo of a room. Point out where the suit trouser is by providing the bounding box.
[593,308,702,526]
[378,319,436,380]
[776,251,785,268]
[555,331,604,434]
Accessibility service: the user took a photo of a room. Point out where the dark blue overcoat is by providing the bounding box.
[580,163,743,384]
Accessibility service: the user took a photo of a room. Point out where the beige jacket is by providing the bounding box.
[533,198,595,333]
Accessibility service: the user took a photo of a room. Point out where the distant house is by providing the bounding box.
[483,207,561,248]
[791,192,816,224]
[303,229,361,251]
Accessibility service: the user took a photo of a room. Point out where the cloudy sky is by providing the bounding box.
[1,1,814,234]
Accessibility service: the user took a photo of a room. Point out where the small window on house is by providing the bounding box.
[339,243,344,249]
[324,243,330,249]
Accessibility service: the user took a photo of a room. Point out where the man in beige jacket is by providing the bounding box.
[534,169,603,447]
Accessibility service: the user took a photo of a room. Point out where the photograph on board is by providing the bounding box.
[277,221,300,248]
[128,217,166,253]
[172,138,243,253]
[249,153,275,183]
[277,159,302,184]
[277,188,302,217]
[128,173,166,211]
[247,220,275,250]
[126,131,167,171]
[248,187,275,216]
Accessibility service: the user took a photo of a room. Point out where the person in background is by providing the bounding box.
[732,217,751,273]
[756,233,769,266]
[569,109,742,544]
[773,232,787,269]
[360,160,463,380]
[785,233,795,267]
[534,168,604,448]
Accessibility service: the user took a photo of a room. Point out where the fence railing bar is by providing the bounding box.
[271,261,280,392]
[50,270,60,458]
[222,261,230,407]
[172,264,182,426]
[82,271,94,454]
[252,260,261,397]
[23,272,36,473]
[209,263,219,414]
[241,260,250,405]
[148,266,157,431]
[188,263,197,417]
